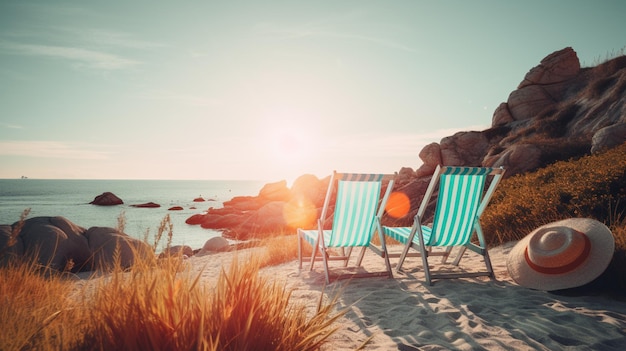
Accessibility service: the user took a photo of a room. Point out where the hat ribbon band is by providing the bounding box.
[524,234,591,275]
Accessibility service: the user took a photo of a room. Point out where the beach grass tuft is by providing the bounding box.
[1,227,343,350]
[0,258,76,350]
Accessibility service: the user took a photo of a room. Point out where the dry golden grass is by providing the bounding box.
[258,234,303,268]
[1,226,345,351]
[75,256,344,351]
[0,259,79,350]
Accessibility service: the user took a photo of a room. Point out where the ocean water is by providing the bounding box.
[0,179,265,252]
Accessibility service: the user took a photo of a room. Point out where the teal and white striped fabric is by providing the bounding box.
[383,226,432,246]
[384,167,491,247]
[430,167,489,246]
[302,173,383,248]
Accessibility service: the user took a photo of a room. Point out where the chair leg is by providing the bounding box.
[420,245,432,285]
[483,249,495,279]
[309,234,321,271]
[298,232,303,270]
[322,247,331,284]
[452,246,467,266]
[376,226,394,279]
[383,248,394,279]
[397,224,420,272]
[441,246,453,264]
[309,246,318,271]
[344,247,353,267]
[397,242,411,272]
[356,246,367,266]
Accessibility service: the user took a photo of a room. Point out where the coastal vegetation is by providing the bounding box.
[0,234,341,350]
[482,141,626,291]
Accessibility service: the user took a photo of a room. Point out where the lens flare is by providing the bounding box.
[385,192,411,218]
[283,197,318,229]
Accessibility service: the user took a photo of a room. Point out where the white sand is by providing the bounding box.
[186,242,626,350]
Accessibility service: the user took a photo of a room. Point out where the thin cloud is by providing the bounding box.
[2,123,23,129]
[74,28,165,50]
[258,8,417,54]
[0,141,112,160]
[0,40,139,70]
[265,26,417,53]
[301,30,417,53]
[136,90,220,107]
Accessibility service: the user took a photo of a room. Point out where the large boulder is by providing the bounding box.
[483,144,542,175]
[90,192,123,206]
[504,48,580,123]
[159,245,194,258]
[15,216,91,272]
[518,47,580,89]
[222,196,264,211]
[0,216,153,273]
[416,142,442,177]
[258,180,291,202]
[84,226,153,270]
[507,84,557,121]
[492,102,515,127]
[196,236,230,256]
[227,201,288,239]
[290,174,327,208]
[592,123,626,153]
[440,131,490,167]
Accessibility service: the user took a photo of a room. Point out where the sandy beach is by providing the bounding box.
[184,242,626,351]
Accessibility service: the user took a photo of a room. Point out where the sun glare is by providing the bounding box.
[271,128,305,162]
[263,123,320,182]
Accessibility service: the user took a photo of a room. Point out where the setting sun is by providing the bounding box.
[269,126,310,163]
[260,121,326,182]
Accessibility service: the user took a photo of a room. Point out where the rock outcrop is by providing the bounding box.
[0,216,153,273]
[90,192,123,206]
[186,176,329,240]
[196,236,230,256]
[185,47,626,238]
[159,245,194,258]
[389,47,626,225]
[130,202,161,208]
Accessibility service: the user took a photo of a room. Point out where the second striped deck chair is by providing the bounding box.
[383,165,505,285]
[298,171,396,284]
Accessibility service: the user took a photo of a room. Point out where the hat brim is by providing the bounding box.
[506,218,615,291]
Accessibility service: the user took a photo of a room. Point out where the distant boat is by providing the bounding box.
[20,176,28,179]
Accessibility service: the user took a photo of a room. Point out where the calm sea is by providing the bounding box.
[0,179,265,252]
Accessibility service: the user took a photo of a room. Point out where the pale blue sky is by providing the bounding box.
[0,1,624,181]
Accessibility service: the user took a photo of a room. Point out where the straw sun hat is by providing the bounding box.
[507,218,615,291]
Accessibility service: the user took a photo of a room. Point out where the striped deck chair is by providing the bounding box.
[298,171,396,284]
[383,165,505,285]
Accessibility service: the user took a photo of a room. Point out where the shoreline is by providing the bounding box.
[179,242,626,350]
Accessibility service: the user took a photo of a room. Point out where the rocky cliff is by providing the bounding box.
[388,47,626,226]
